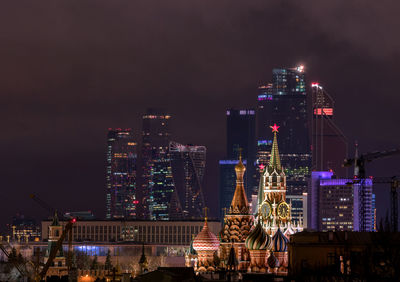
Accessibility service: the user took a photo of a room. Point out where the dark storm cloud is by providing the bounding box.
[1,0,399,227]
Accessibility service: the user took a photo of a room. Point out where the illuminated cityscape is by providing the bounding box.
[2,2,400,281]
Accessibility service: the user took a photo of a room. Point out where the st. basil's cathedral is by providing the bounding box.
[186,124,303,275]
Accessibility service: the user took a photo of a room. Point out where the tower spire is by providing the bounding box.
[257,164,265,207]
[229,149,250,214]
[269,124,282,172]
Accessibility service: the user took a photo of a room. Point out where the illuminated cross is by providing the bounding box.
[270,123,280,133]
[238,148,243,161]
[203,207,209,221]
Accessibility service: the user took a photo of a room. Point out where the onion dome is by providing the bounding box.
[193,220,220,251]
[245,222,271,250]
[267,252,279,269]
[272,227,289,252]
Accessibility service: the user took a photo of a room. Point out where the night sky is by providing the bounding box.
[2,1,400,229]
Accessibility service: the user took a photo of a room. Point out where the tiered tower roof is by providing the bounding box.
[229,152,250,214]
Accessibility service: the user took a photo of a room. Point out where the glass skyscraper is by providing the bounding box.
[138,109,173,220]
[257,66,311,196]
[169,141,206,219]
[106,128,137,219]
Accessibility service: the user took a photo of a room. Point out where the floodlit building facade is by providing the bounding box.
[308,171,374,231]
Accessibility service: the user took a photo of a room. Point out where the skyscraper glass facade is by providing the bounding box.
[169,142,206,219]
[106,129,137,219]
[139,109,172,220]
[256,66,311,196]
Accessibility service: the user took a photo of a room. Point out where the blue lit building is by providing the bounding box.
[106,129,137,219]
[308,171,374,232]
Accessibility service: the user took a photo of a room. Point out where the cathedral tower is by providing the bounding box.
[220,152,254,270]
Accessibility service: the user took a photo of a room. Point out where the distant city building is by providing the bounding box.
[256,66,311,196]
[106,128,137,219]
[64,211,95,220]
[311,83,348,177]
[139,109,173,220]
[41,219,221,245]
[308,171,374,232]
[225,109,256,199]
[218,159,247,219]
[9,214,40,241]
[286,194,308,228]
[169,142,206,219]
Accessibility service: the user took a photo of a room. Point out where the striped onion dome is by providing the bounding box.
[272,227,289,252]
[193,221,220,251]
[245,222,270,250]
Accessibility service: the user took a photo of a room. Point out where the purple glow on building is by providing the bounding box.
[311,171,333,180]
[219,160,247,165]
[320,178,373,186]
[258,94,273,101]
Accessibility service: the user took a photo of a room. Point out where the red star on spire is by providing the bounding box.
[270,123,280,133]
[259,164,265,171]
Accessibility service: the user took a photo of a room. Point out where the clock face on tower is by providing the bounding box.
[277,202,290,219]
[260,201,272,218]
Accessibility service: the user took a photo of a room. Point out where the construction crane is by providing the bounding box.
[343,144,400,231]
[29,194,76,281]
[372,176,400,232]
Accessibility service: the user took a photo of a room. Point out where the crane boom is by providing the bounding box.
[343,146,400,231]
[343,148,400,177]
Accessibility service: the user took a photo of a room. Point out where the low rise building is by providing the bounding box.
[41,219,221,245]
[289,231,400,279]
